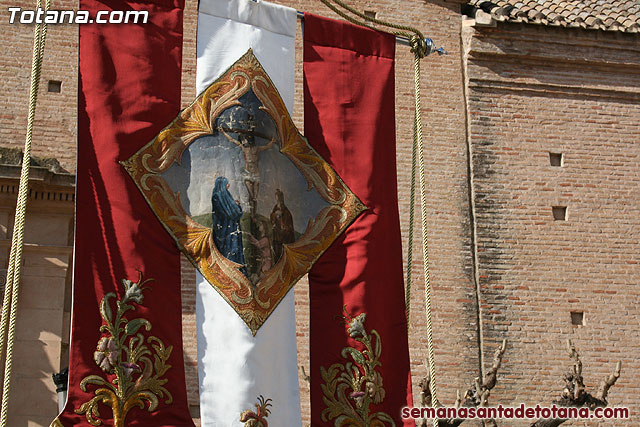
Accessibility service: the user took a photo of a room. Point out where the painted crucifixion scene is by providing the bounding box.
[162,88,329,285]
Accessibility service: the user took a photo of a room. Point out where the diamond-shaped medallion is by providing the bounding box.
[122,49,366,335]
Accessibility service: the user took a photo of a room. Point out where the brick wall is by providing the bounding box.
[463,21,640,426]
[0,0,78,171]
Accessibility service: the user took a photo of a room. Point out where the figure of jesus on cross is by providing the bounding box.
[218,124,276,215]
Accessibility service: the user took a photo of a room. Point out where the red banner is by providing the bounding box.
[304,14,413,426]
[53,0,193,426]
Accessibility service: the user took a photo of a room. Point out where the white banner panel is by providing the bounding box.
[195,1,300,425]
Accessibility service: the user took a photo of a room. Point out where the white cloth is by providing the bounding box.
[197,0,295,108]
[195,1,301,425]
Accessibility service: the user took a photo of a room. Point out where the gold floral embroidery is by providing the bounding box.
[320,309,395,427]
[240,395,272,427]
[74,272,173,427]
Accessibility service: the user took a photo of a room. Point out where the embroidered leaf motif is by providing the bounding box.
[320,309,395,427]
[75,272,173,427]
[99,293,114,324]
[125,318,151,336]
[240,395,272,426]
[79,375,109,390]
[342,347,367,369]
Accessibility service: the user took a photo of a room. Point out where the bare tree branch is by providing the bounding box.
[454,390,462,409]
[484,338,507,391]
[530,340,622,427]
[599,361,621,402]
[419,373,433,408]
[566,340,584,401]
[418,340,507,427]
[415,339,620,427]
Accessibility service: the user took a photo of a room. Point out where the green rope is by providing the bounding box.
[0,0,50,423]
[317,2,438,424]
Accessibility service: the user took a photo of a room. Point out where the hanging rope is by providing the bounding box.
[319,0,427,42]
[410,36,441,423]
[406,112,417,324]
[317,1,439,424]
[0,0,50,423]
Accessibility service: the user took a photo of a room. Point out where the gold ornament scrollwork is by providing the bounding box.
[321,309,395,427]
[121,49,366,335]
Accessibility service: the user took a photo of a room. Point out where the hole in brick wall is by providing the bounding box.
[570,311,584,326]
[48,80,62,93]
[552,206,567,221]
[364,10,377,19]
[549,152,563,166]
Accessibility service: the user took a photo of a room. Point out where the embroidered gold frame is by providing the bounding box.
[122,49,366,335]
